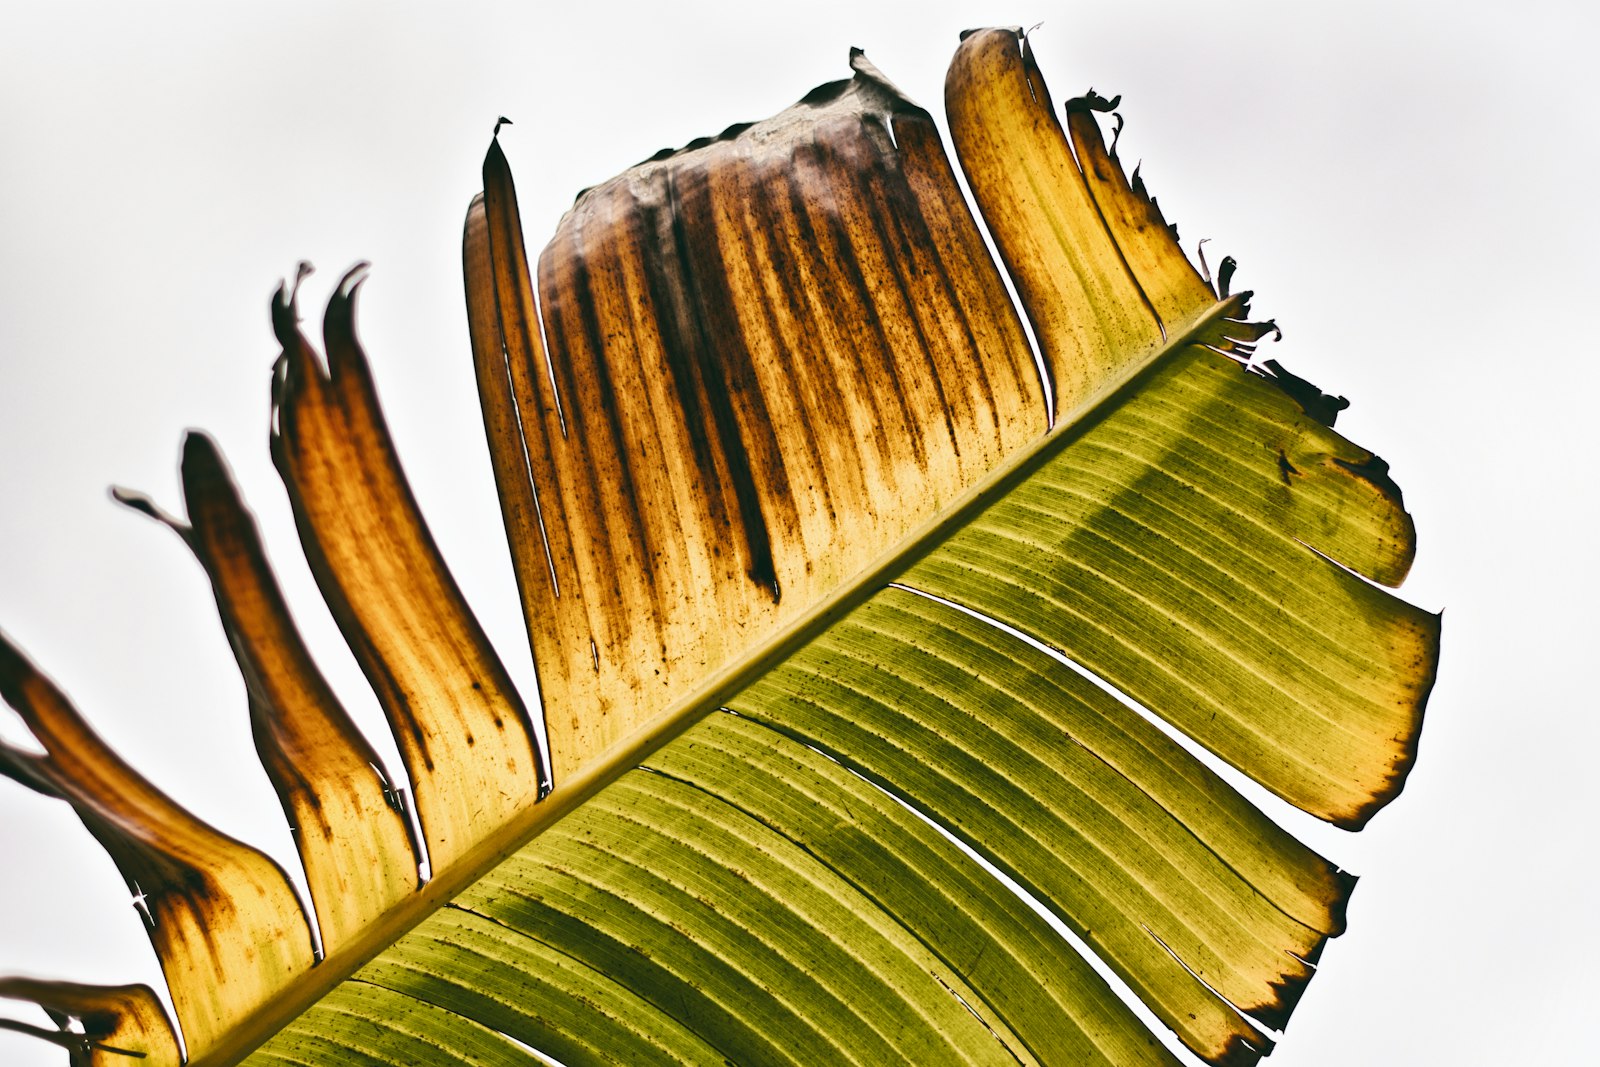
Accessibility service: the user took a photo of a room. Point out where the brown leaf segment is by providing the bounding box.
[115,432,421,953]
[0,979,179,1067]
[0,636,312,1059]
[465,51,1047,781]
[269,266,547,875]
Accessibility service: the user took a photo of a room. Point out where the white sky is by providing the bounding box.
[1,1,1595,1064]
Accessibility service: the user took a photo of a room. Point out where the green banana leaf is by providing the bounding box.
[0,27,1438,1067]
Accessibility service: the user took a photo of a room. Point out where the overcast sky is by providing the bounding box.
[2,1,1595,1064]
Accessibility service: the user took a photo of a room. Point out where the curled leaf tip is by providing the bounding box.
[1255,359,1351,427]
[493,114,512,137]
[272,261,318,337]
[1195,236,1215,285]
[845,47,913,105]
[958,25,1024,42]
[335,261,371,300]
[108,485,153,513]
[270,285,301,353]
[1066,88,1121,113]
[109,485,187,535]
[1217,255,1238,298]
[180,427,226,474]
[322,263,372,378]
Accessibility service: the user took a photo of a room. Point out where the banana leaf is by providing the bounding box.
[0,27,1437,1067]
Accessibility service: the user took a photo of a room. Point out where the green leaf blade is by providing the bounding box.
[903,345,1439,827]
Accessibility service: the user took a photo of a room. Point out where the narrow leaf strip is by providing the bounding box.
[0,979,179,1067]
[0,634,312,1058]
[115,432,421,952]
[461,188,554,751]
[1062,92,1218,328]
[269,266,547,872]
[946,28,1164,411]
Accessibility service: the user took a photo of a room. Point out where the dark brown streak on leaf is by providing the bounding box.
[732,154,837,529]
[565,231,666,611]
[765,142,860,526]
[462,203,545,618]
[651,161,784,602]
[804,124,921,482]
[892,138,993,430]
[477,144,585,659]
[847,112,964,464]
[632,173,739,578]
[537,220,645,637]
[891,109,1036,439]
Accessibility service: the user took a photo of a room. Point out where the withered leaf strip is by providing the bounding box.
[269,264,550,873]
[0,978,178,1067]
[0,636,311,1059]
[115,431,422,953]
[0,27,1438,1067]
